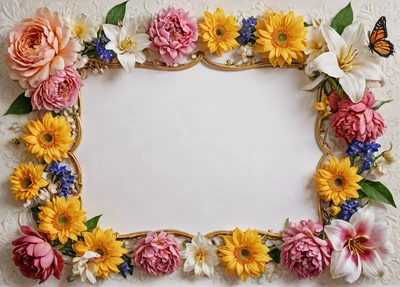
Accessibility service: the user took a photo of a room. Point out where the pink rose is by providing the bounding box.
[12,226,64,283]
[133,231,180,276]
[148,7,198,66]
[26,66,83,111]
[5,8,81,89]
[280,220,331,279]
[329,89,386,143]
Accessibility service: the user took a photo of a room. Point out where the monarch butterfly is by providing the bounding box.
[368,16,395,58]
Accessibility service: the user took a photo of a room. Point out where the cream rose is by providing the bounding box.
[5,8,81,88]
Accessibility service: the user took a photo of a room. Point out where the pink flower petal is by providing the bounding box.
[324,220,355,251]
[34,242,52,257]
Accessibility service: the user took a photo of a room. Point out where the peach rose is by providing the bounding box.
[5,8,81,89]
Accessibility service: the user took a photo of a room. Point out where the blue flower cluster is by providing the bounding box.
[48,161,75,197]
[120,262,131,277]
[346,140,381,174]
[338,199,361,221]
[92,34,116,62]
[237,16,257,46]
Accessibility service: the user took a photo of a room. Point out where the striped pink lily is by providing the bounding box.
[324,207,393,283]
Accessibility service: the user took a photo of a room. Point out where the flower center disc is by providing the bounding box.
[273,30,289,47]
[236,247,252,263]
[120,36,137,51]
[195,250,205,263]
[21,178,32,189]
[73,25,85,37]
[214,25,226,40]
[40,132,55,147]
[56,213,70,228]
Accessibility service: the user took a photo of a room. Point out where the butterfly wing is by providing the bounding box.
[369,16,394,57]
[372,39,395,58]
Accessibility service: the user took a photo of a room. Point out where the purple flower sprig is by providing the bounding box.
[237,16,257,46]
[48,161,76,197]
[346,140,381,174]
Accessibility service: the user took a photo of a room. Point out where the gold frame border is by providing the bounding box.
[72,53,331,241]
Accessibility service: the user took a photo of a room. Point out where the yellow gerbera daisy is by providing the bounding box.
[38,195,87,244]
[219,227,272,282]
[315,157,363,205]
[73,227,127,278]
[254,11,307,67]
[198,8,240,56]
[22,112,74,164]
[9,161,48,201]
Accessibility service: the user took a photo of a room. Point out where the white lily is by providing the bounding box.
[103,18,151,73]
[305,21,384,103]
[181,232,219,279]
[72,251,100,284]
[324,206,394,283]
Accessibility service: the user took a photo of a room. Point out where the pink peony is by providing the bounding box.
[329,89,386,143]
[280,220,331,279]
[12,226,64,283]
[5,8,81,89]
[26,66,84,111]
[133,231,180,276]
[148,7,198,66]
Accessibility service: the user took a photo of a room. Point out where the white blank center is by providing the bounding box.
[78,65,320,234]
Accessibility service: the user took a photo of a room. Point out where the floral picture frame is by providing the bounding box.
[0,0,398,285]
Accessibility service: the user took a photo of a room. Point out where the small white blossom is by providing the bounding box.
[69,13,98,43]
[75,54,89,69]
[235,44,254,66]
[72,251,100,284]
[181,233,219,279]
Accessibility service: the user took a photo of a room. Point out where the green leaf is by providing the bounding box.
[106,1,129,25]
[268,249,281,264]
[85,215,102,232]
[4,92,33,115]
[31,206,41,222]
[359,180,396,208]
[331,3,353,35]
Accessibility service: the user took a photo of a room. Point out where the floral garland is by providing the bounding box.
[3,0,397,285]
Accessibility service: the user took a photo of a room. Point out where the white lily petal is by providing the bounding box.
[325,220,356,251]
[102,24,120,44]
[183,256,195,272]
[118,53,136,72]
[194,262,203,276]
[303,73,327,91]
[349,205,374,233]
[343,258,362,283]
[361,250,384,279]
[342,21,368,48]
[123,18,138,38]
[320,25,347,56]
[352,56,384,83]
[134,51,147,64]
[105,42,122,54]
[338,70,365,103]
[305,52,344,78]
[330,248,358,280]
[131,34,151,51]
[202,261,214,277]
[193,233,209,249]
